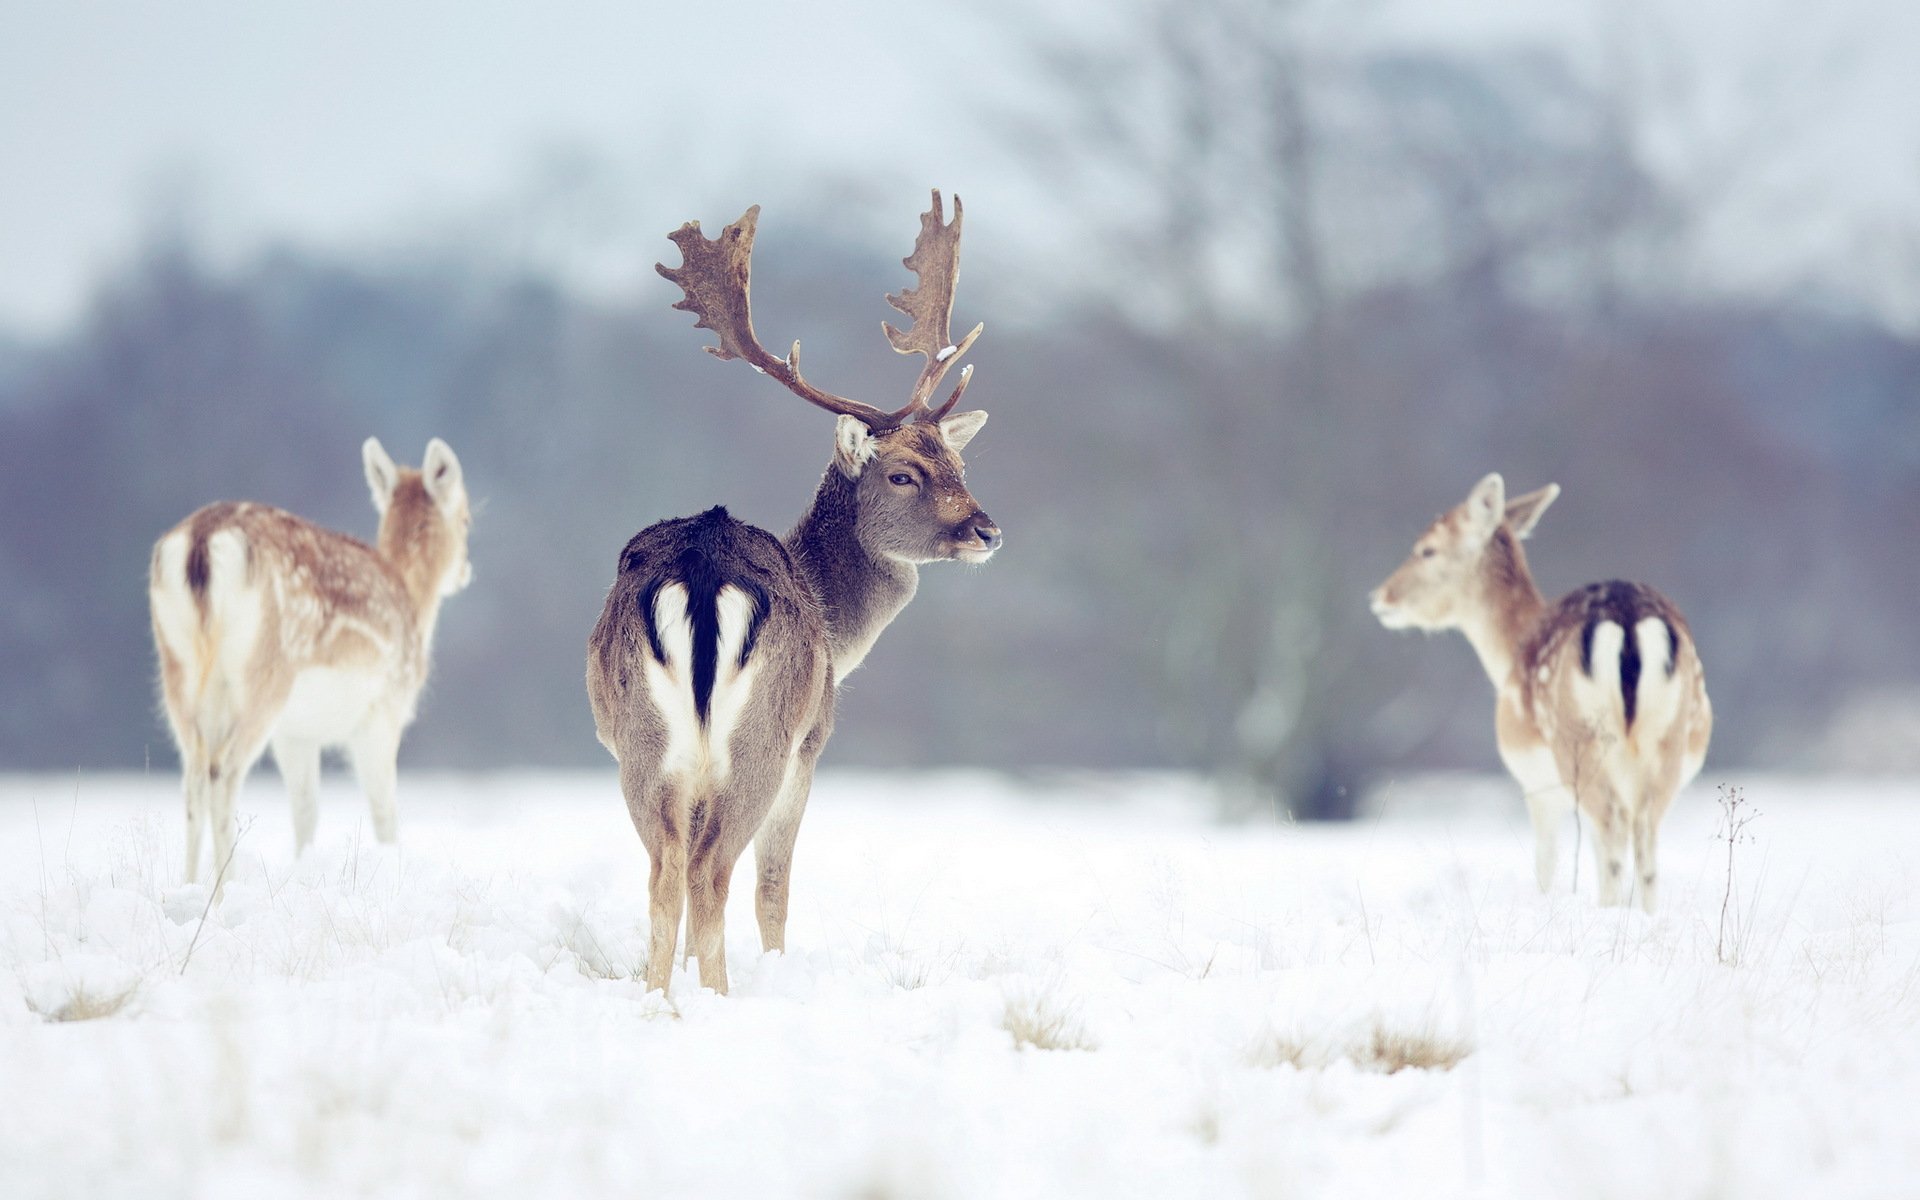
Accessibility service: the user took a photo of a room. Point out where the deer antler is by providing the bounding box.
[657,206,921,430]
[884,190,985,421]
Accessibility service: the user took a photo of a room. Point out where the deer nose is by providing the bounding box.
[972,517,1002,551]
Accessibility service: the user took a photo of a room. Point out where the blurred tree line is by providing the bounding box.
[2,6,1916,814]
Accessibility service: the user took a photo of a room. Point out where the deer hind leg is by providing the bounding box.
[754,744,821,955]
[1574,773,1632,907]
[626,768,691,996]
[645,832,689,996]
[182,753,212,884]
[685,819,736,995]
[205,704,278,898]
[1632,756,1683,914]
[273,736,322,854]
[350,725,401,844]
[154,646,208,883]
[1630,800,1661,914]
[162,660,233,887]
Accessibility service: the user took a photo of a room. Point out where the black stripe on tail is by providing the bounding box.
[183,501,244,624]
[1617,631,1642,729]
[635,508,770,726]
[1575,581,1676,731]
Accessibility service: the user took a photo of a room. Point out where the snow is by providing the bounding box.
[3,769,1917,1198]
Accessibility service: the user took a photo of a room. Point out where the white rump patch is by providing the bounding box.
[1631,618,1682,738]
[204,530,261,686]
[641,583,760,786]
[150,525,268,747]
[1635,617,1672,677]
[1576,620,1627,729]
[149,531,199,665]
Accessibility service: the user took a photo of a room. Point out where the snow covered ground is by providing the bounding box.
[2,769,1916,1198]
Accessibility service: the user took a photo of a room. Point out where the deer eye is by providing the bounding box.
[888,473,915,487]
[1419,547,1436,559]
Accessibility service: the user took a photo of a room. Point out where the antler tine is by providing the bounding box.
[658,207,914,430]
[926,364,973,422]
[883,189,985,419]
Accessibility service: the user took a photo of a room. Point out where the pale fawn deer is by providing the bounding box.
[1370,474,1712,911]
[150,438,473,890]
[587,191,1000,995]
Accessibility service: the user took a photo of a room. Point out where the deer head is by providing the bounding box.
[1370,473,1559,631]
[657,191,1001,563]
[363,437,475,600]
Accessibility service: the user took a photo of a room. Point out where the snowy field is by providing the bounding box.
[3,769,1917,1199]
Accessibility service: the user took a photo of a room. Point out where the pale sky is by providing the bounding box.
[3,0,1916,336]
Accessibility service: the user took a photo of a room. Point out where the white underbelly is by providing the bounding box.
[276,666,387,743]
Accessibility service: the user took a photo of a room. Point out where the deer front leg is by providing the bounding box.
[1524,785,1573,893]
[1500,723,1567,894]
[273,736,322,853]
[350,726,401,844]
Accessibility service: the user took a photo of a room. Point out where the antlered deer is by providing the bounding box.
[150,438,473,890]
[1369,474,1711,911]
[587,191,1000,995]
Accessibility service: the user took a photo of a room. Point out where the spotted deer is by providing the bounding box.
[587,191,1000,995]
[149,438,473,890]
[1369,474,1712,911]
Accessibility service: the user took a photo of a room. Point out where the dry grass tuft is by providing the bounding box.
[27,981,140,1023]
[1003,991,1097,1052]
[1245,1030,1315,1070]
[1353,1023,1472,1073]
[1246,1021,1470,1074]
[880,953,935,991]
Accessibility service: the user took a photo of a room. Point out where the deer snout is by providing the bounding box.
[1370,585,1411,629]
[970,514,1002,552]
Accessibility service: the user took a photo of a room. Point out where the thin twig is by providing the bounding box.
[1715,784,1760,965]
[180,824,249,976]
[1356,883,1376,966]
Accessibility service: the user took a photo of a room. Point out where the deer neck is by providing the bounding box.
[377,537,449,660]
[1457,529,1548,689]
[786,465,918,681]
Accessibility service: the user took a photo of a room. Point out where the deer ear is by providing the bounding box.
[1463,472,1505,540]
[422,438,465,512]
[1504,483,1560,540]
[939,409,988,453]
[363,437,399,514]
[833,414,876,478]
